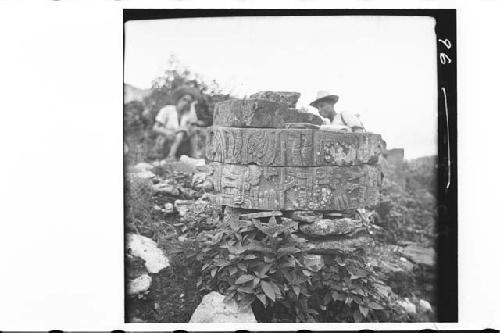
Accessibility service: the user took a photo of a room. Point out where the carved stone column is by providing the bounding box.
[207,91,384,255]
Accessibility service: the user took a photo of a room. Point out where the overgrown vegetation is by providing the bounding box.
[191,213,407,322]
[378,157,437,246]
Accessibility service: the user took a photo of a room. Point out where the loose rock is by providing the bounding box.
[180,154,206,167]
[128,274,152,296]
[164,202,174,214]
[398,298,417,314]
[174,199,195,217]
[152,183,180,196]
[419,299,433,313]
[189,291,256,323]
[131,162,154,173]
[130,170,155,179]
[127,233,170,273]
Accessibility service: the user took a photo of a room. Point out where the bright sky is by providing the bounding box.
[125,16,437,159]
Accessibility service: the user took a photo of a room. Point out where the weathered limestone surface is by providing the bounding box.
[306,236,373,255]
[211,163,382,210]
[299,218,363,237]
[206,127,382,166]
[249,91,301,108]
[213,99,323,128]
[189,291,256,323]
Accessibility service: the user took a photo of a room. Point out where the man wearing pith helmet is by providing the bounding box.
[310,91,365,133]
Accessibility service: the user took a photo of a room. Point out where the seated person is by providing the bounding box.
[310,91,365,133]
[152,86,204,159]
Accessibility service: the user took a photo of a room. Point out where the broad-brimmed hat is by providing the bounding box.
[172,86,202,104]
[310,91,339,108]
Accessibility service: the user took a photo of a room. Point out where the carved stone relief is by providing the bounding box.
[206,127,382,166]
[211,163,382,211]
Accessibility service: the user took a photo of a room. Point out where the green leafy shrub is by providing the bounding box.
[308,254,403,322]
[195,213,404,322]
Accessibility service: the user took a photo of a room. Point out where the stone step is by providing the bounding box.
[211,162,381,211]
[206,127,382,166]
[213,98,323,128]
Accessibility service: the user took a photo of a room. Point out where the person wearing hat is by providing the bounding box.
[152,86,205,159]
[310,91,365,133]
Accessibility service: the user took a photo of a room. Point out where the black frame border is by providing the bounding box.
[123,8,458,323]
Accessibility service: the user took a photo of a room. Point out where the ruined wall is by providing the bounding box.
[207,91,384,254]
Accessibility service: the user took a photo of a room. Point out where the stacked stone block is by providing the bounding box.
[207,91,384,255]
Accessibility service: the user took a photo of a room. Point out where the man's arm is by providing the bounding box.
[152,122,176,137]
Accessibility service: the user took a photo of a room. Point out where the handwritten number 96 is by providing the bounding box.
[438,38,453,65]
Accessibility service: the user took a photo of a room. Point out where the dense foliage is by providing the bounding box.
[378,157,437,246]
[193,213,405,322]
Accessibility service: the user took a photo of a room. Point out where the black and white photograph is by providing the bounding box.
[13,1,500,330]
[123,10,456,323]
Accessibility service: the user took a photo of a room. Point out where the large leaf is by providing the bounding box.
[235,274,255,284]
[255,263,273,278]
[368,301,384,310]
[237,286,254,293]
[256,293,267,307]
[292,285,301,296]
[359,305,369,317]
[269,281,282,298]
[228,266,238,276]
[213,258,230,267]
[260,280,276,302]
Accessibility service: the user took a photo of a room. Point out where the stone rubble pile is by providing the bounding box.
[126,233,170,296]
[206,91,384,255]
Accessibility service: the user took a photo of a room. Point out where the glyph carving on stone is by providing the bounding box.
[212,163,381,210]
[207,127,382,167]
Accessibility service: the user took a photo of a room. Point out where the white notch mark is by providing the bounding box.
[441,87,451,190]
